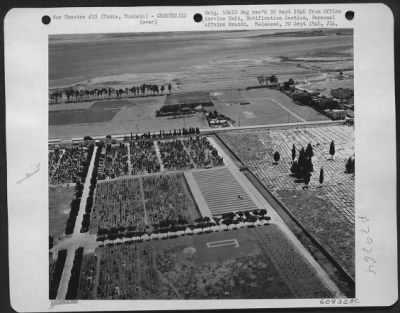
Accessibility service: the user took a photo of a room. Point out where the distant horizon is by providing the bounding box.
[49,28,353,89]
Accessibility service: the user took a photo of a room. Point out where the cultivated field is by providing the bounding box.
[218,125,355,278]
[76,225,332,299]
[49,97,209,139]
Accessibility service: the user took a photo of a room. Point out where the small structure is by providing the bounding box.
[325,109,346,120]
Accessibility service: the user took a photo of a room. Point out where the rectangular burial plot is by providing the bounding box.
[90,173,200,236]
[49,144,92,185]
[97,142,129,180]
[218,125,355,278]
[76,225,332,299]
[90,178,145,235]
[192,167,258,216]
[158,137,224,170]
[143,173,200,230]
[182,137,224,169]
[129,140,161,175]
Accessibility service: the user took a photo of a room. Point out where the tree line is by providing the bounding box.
[81,144,102,233]
[49,249,67,299]
[49,83,172,104]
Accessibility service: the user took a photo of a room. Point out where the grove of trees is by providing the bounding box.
[290,144,314,187]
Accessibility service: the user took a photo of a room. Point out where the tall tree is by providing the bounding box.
[319,168,324,184]
[273,151,280,164]
[291,144,296,162]
[329,140,336,160]
[304,172,311,188]
[306,143,314,158]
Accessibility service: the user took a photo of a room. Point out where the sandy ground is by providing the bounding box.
[49,30,352,139]
[49,30,353,92]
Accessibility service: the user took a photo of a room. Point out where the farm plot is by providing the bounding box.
[219,125,355,278]
[49,100,134,126]
[90,173,200,237]
[76,225,332,299]
[49,144,92,185]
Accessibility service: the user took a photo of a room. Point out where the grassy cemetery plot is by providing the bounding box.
[75,225,332,299]
[49,185,76,242]
[219,125,355,278]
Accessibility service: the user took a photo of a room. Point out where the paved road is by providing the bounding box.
[55,146,98,300]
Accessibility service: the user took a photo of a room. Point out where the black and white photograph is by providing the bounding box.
[4,4,397,311]
[48,29,355,300]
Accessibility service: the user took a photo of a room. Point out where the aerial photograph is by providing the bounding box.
[48,29,355,300]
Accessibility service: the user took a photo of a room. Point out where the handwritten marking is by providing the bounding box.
[320,298,359,305]
[358,216,376,274]
[16,162,40,184]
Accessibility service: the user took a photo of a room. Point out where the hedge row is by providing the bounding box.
[65,198,81,235]
[80,145,102,233]
[65,247,84,300]
[49,249,67,299]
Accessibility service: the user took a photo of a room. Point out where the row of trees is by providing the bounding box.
[81,145,102,233]
[65,247,84,300]
[95,209,271,242]
[64,145,95,235]
[49,249,67,299]
[84,127,202,144]
[49,83,173,104]
[257,74,278,86]
[65,197,81,235]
